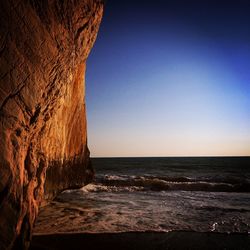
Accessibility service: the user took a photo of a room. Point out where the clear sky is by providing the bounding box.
[86,0,250,157]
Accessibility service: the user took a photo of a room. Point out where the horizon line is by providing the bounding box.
[90,155,250,158]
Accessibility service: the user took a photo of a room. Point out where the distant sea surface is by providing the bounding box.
[35,157,250,234]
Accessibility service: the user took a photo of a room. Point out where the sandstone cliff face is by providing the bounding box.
[0,0,103,249]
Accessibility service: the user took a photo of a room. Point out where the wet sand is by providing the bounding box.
[31,231,250,250]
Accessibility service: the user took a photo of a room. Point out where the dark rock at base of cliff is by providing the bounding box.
[44,150,94,201]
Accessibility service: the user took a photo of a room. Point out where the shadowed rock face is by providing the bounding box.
[0,0,103,249]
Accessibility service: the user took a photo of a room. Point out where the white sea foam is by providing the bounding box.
[80,183,109,192]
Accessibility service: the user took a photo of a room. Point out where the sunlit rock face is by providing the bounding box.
[0,0,103,248]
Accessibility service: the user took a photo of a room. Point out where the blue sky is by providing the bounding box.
[86,0,250,157]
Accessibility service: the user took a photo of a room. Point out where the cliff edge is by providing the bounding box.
[0,0,103,249]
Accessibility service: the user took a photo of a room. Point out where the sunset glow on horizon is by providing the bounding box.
[86,0,250,157]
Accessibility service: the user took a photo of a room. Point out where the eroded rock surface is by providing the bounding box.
[0,0,103,249]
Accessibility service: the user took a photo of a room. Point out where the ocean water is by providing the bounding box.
[34,157,250,234]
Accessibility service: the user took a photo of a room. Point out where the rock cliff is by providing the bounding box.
[0,0,103,249]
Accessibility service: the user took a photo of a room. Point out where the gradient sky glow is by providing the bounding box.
[86,0,250,157]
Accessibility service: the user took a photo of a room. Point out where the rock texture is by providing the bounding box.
[0,0,103,249]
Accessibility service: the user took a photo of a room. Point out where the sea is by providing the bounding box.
[34,157,250,235]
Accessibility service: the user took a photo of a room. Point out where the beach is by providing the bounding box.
[31,231,250,250]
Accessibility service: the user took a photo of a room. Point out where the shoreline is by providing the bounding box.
[31,231,250,250]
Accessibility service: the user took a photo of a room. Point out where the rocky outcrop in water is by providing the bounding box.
[0,0,103,248]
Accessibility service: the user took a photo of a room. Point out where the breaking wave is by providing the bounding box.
[80,174,250,193]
